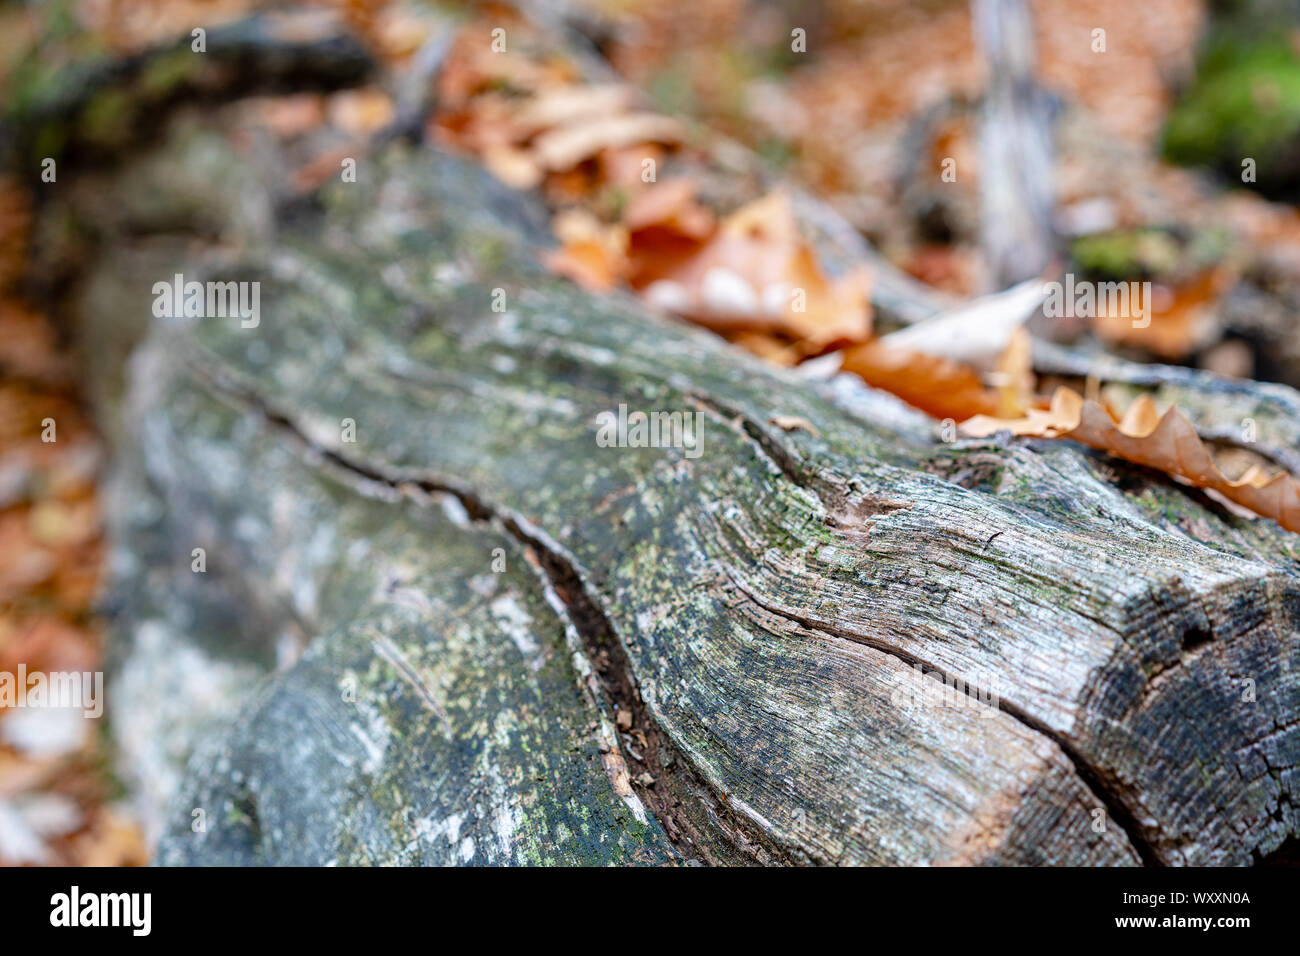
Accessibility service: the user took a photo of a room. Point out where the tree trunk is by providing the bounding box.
[25,18,1300,867]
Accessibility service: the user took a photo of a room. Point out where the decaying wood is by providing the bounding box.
[20,16,1300,867]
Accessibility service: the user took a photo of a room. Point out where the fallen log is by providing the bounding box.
[19,15,1300,867]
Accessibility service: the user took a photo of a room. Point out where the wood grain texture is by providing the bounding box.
[72,125,1299,864]
[12,10,1290,865]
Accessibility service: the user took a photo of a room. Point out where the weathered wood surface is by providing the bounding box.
[54,111,1296,865]
[16,14,1299,866]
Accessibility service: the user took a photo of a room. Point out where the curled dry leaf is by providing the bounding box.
[532,112,684,172]
[624,177,715,239]
[469,86,651,188]
[962,388,1300,532]
[633,188,872,348]
[543,209,628,292]
[989,326,1034,418]
[841,340,1003,422]
[879,278,1048,373]
[543,238,623,292]
[508,84,638,141]
[547,181,873,349]
[841,322,1036,422]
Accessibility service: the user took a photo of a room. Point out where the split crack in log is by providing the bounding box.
[28,32,1297,861]
[185,344,1168,866]
[675,391,1296,864]
[716,550,1163,866]
[691,391,916,530]
[181,354,791,865]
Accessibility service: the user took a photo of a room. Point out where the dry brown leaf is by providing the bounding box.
[71,807,148,867]
[508,84,637,141]
[543,210,628,291]
[531,112,684,172]
[435,21,579,108]
[628,189,872,348]
[621,179,716,288]
[841,340,1001,421]
[962,388,1300,532]
[1091,268,1232,359]
[543,181,870,349]
[623,178,715,238]
[544,239,625,292]
[446,84,638,159]
[437,93,523,153]
[0,146,130,862]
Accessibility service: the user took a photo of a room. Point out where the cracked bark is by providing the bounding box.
[57,122,1297,865]
[17,17,1299,866]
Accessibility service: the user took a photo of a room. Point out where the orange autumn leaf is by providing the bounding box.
[73,807,149,867]
[544,238,625,292]
[841,340,1002,421]
[544,181,872,349]
[962,388,1300,532]
[543,209,629,292]
[624,177,715,239]
[629,189,872,349]
[620,177,717,293]
[1091,268,1232,360]
[482,144,544,190]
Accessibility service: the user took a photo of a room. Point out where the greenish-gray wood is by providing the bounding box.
[14,11,1297,866]
[67,124,1296,865]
